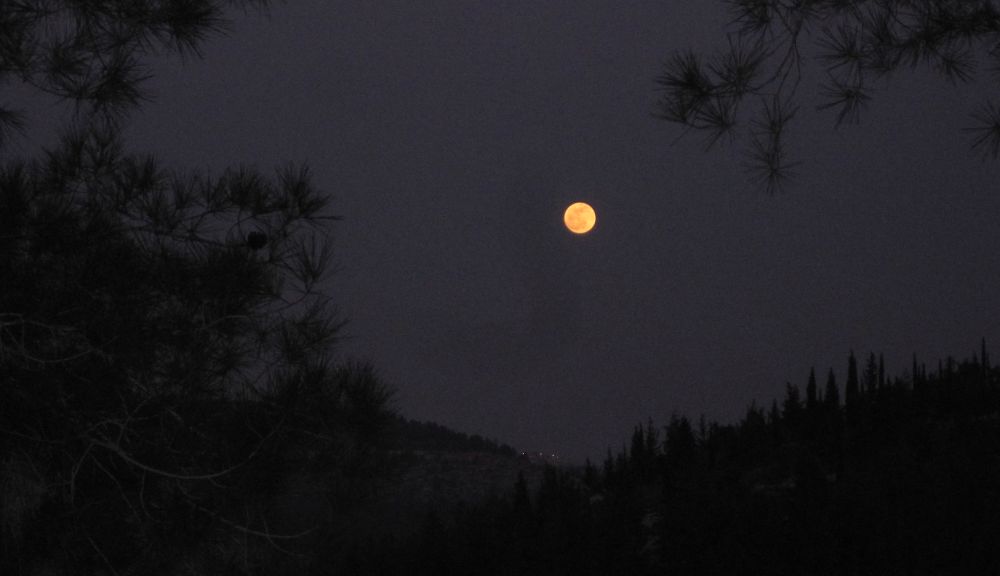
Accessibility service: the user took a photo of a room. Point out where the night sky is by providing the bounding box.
[15,1,1000,463]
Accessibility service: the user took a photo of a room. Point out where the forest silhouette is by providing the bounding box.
[336,346,1000,575]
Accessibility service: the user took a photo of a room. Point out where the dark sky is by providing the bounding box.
[16,2,1000,463]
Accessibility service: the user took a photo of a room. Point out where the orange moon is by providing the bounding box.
[563,202,596,234]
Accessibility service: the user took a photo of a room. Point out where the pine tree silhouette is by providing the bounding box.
[0,4,390,574]
[846,351,860,408]
[824,368,839,409]
[806,368,818,411]
[655,0,1000,192]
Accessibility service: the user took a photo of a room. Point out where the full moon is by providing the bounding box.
[563,202,597,234]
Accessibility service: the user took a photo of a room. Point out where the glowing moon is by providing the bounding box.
[563,202,596,234]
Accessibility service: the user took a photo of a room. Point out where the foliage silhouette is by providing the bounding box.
[656,0,1000,192]
[341,344,1000,575]
[0,0,271,144]
[0,3,396,574]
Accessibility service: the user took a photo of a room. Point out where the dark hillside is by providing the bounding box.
[385,415,517,456]
[334,346,1000,575]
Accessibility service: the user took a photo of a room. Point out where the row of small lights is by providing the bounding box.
[520,451,560,459]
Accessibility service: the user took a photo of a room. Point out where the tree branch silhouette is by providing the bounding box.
[657,0,1000,192]
[1,3,395,574]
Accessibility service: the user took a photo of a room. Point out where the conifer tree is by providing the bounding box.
[782,382,802,423]
[878,353,886,390]
[665,415,696,467]
[982,338,990,374]
[823,367,844,467]
[0,1,269,146]
[655,0,1000,192]
[864,353,879,396]
[583,459,599,490]
[806,368,818,411]
[514,471,531,511]
[645,417,659,457]
[0,3,392,574]
[630,424,648,472]
[824,369,840,408]
[846,351,860,407]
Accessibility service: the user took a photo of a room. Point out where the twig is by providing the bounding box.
[86,535,121,576]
